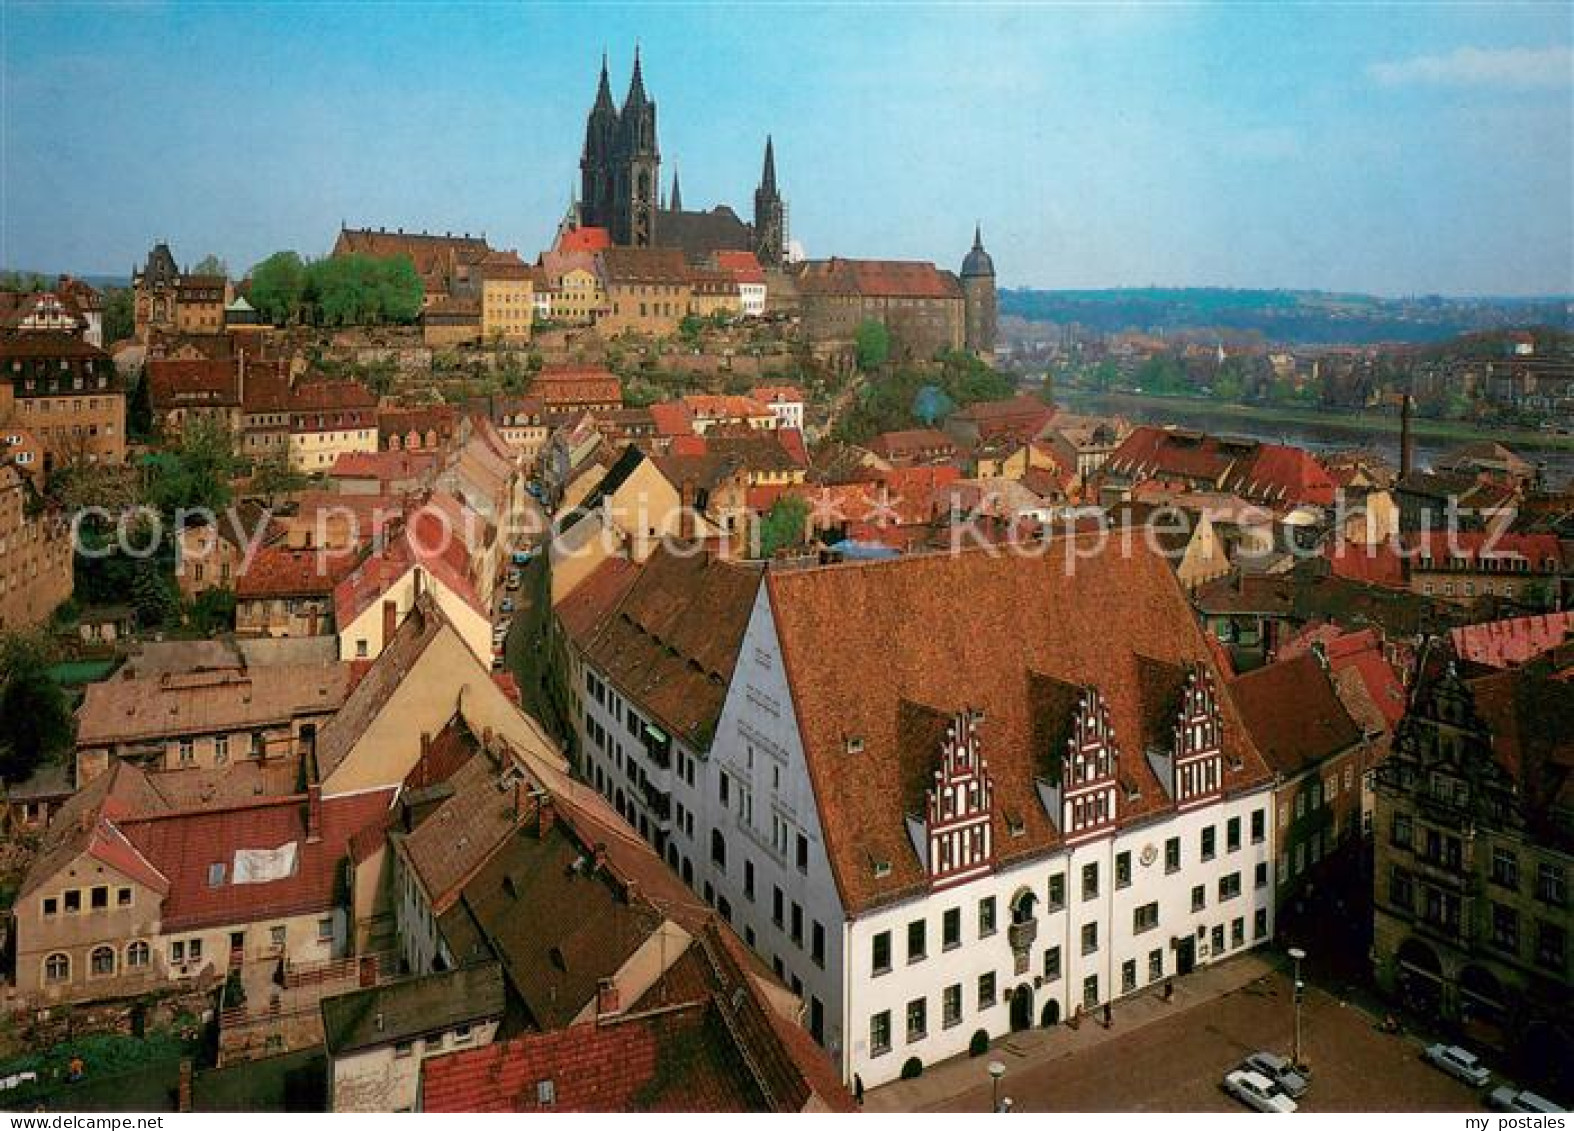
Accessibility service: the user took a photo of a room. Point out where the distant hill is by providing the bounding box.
[1001,287,1574,345]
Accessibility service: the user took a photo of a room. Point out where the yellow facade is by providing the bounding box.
[481,276,534,343]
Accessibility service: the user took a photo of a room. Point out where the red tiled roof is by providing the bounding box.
[236,547,352,599]
[118,787,395,932]
[557,226,612,253]
[147,359,240,409]
[867,429,958,462]
[794,257,963,300]
[1325,538,1408,588]
[421,1008,763,1112]
[532,368,621,407]
[649,401,696,438]
[1230,652,1364,776]
[330,450,436,482]
[1223,443,1337,507]
[712,250,766,285]
[1411,530,1563,568]
[1451,611,1574,670]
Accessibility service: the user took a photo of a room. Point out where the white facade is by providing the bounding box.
[739,282,767,318]
[565,579,1277,1089]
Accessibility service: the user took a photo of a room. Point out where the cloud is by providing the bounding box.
[1369,45,1573,89]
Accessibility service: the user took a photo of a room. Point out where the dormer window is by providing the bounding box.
[844,736,864,755]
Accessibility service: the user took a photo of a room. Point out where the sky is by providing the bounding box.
[2,1,1571,295]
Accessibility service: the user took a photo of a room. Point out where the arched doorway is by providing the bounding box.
[1040,998,1060,1028]
[1395,938,1444,1017]
[1458,964,1507,1034]
[1009,985,1033,1032]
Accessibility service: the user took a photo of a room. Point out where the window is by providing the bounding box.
[1081,922,1099,955]
[711,829,727,870]
[979,896,997,937]
[1250,808,1266,844]
[43,897,57,917]
[1149,949,1164,982]
[1226,817,1241,852]
[943,983,963,1028]
[1165,837,1181,873]
[1191,885,1206,912]
[1133,901,1159,933]
[1538,922,1566,970]
[1538,862,1567,906]
[536,1080,555,1106]
[1255,862,1268,889]
[207,862,226,887]
[215,734,229,764]
[872,931,891,976]
[1048,873,1066,910]
[1295,793,1306,819]
[1232,917,1245,948]
[91,946,115,977]
[117,887,132,907]
[270,926,287,948]
[1219,872,1242,901]
[453,1024,473,1045]
[45,953,69,983]
[1254,908,1269,939]
[796,832,809,874]
[791,902,803,946]
[907,919,927,963]
[1082,975,1099,1009]
[1492,902,1520,953]
[719,773,730,806]
[126,941,150,969]
[1081,862,1099,901]
[1201,825,1216,861]
[1115,851,1131,889]
[188,938,202,960]
[870,1011,892,1056]
[178,737,194,765]
[943,907,961,950]
[906,997,928,1043]
[773,887,784,928]
[744,860,755,901]
[812,921,825,968]
[978,971,998,1009]
[1390,867,1415,912]
[1043,945,1061,981]
[394,1042,413,1060]
[1211,924,1225,954]
[1122,959,1137,993]
[1491,847,1519,890]
[64,889,80,913]
[91,886,108,910]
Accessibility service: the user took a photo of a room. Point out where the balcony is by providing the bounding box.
[642,724,672,770]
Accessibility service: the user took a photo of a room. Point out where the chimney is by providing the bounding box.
[596,977,620,1018]
[1400,394,1414,479]
[306,782,323,844]
[382,599,397,645]
[679,478,697,541]
[538,794,555,838]
[178,1059,193,1113]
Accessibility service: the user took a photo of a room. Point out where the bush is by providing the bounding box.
[968,1028,990,1057]
[900,1056,923,1080]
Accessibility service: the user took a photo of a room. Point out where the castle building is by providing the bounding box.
[578,52,788,267]
[132,243,228,341]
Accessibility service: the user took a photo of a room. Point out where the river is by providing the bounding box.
[1058,391,1574,489]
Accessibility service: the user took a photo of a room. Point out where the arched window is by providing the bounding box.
[91,945,115,977]
[126,941,150,969]
[45,952,70,983]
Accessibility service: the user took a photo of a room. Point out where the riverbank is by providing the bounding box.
[1058,388,1574,452]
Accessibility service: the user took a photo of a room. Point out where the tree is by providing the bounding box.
[188,587,236,635]
[304,253,423,326]
[0,631,72,785]
[0,270,48,292]
[126,368,153,439]
[854,319,890,372]
[131,560,177,629]
[101,287,135,345]
[250,453,309,507]
[757,496,810,559]
[913,384,954,426]
[147,415,238,514]
[248,251,307,324]
[191,254,229,278]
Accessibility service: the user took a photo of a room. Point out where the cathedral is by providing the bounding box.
[577,50,788,267]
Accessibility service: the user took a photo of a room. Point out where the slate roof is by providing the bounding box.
[321,962,506,1057]
[653,206,754,263]
[765,538,1271,913]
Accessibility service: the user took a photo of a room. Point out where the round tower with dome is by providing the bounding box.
[960,225,998,360]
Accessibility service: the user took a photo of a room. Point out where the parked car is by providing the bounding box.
[500,597,516,614]
[506,572,521,591]
[490,654,505,671]
[511,549,534,566]
[1423,1044,1491,1088]
[1241,1052,1309,1099]
[1488,1087,1565,1113]
[1222,1069,1298,1113]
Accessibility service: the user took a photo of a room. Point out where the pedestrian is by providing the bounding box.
[1163,978,1174,1002]
[1102,1002,1112,1028]
[854,1073,864,1106]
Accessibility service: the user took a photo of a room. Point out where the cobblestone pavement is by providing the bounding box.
[868,954,1484,1113]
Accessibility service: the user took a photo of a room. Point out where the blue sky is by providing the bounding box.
[3,2,1571,294]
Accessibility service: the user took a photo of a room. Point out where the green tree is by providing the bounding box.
[0,631,72,785]
[304,253,423,326]
[757,496,810,559]
[101,287,135,344]
[192,254,229,278]
[131,560,178,629]
[854,319,890,372]
[1090,359,1120,392]
[148,416,237,513]
[248,251,308,324]
[0,270,48,292]
[188,587,237,635]
[250,453,309,507]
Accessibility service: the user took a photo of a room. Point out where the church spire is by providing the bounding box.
[593,50,615,114]
[625,42,648,109]
[973,222,983,251]
[761,135,777,193]
[670,166,683,213]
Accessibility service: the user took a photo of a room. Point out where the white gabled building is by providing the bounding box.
[554,537,1278,1088]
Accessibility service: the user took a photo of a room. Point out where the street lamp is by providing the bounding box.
[988,1060,1006,1113]
[1288,946,1307,1071]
